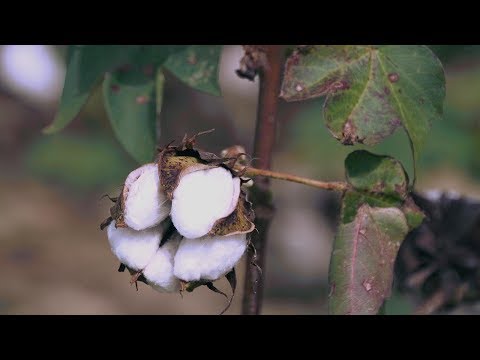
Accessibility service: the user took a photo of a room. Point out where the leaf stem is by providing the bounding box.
[240,166,348,192]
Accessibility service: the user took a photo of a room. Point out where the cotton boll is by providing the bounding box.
[171,167,241,239]
[143,235,182,293]
[124,163,171,231]
[229,177,241,215]
[107,221,162,271]
[173,233,247,281]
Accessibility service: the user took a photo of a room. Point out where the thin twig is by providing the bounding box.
[239,166,348,192]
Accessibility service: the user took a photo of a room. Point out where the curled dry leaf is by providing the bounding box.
[209,191,255,236]
[159,153,213,199]
[182,268,238,315]
[110,195,126,228]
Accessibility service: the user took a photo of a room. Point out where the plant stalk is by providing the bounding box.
[242,45,284,315]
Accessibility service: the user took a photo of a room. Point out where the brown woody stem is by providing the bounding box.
[242,45,284,315]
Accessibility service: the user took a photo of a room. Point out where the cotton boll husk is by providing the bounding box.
[107,221,162,271]
[171,167,241,239]
[143,234,182,293]
[173,233,248,281]
[124,163,171,231]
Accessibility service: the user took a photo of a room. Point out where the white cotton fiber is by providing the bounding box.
[124,163,171,231]
[143,234,182,293]
[173,233,247,281]
[171,167,241,239]
[107,221,162,271]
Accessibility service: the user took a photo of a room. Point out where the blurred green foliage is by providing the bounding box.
[288,91,480,182]
[25,133,136,191]
[429,45,480,64]
[384,292,414,315]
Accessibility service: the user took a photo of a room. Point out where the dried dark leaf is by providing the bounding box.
[100,216,113,230]
[109,190,126,227]
[158,153,212,199]
[185,279,209,292]
[247,241,263,278]
[159,219,177,247]
[225,268,237,293]
[209,191,255,236]
[218,268,238,315]
[206,282,228,299]
[182,129,216,150]
[118,263,126,272]
[126,266,147,284]
[99,194,118,203]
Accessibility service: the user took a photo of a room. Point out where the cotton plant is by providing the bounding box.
[101,133,255,309]
[48,45,449,315]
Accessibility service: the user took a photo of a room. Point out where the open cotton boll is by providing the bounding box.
[171,167,241,239]
[107,221,162,271]
[173,233,247,281]
[143,234,182,293]
[124,163,171,231]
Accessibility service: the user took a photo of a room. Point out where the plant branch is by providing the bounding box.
[242,45,284,315]
[239,166,348,192]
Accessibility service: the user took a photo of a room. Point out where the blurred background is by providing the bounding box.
[1,45,480,314]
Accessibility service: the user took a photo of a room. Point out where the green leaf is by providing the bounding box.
[342,150,424,228]
[329,204,409,315]
[280,45,445,168]
[134,45,189,66]
[45,45,141,134]
[401,197,425,230]
[341,191,400,224]
[345,150,409,200]
[164,45,222,96]
[103,64,161,164]
[155,70,165,135]
[329,150,424,314]
[383,291,414,315]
